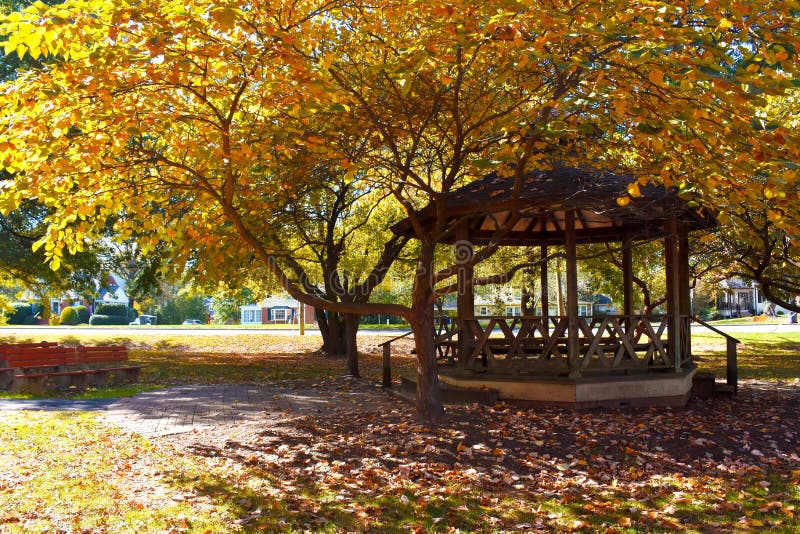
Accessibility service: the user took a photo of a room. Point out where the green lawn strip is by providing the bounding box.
[0,411,241,533]
[692,331,800,380]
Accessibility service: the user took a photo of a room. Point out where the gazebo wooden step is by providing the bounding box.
[400,376,498,405]
[692,372,737,398]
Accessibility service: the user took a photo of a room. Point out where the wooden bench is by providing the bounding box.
[2,345,86,394]
[76,345,144,386]
[0,342,61,388]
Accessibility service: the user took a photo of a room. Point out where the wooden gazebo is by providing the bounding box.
[394,165,716,407]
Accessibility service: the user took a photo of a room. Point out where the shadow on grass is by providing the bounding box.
[134,350,416,387]
[163,378,800,532]
[164,466,496,533]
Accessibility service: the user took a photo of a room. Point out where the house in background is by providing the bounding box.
[592,294,615,315]
[715,278,791,317]
[49,273,130,317]
[440,287,596,317]
[240,295,316,325]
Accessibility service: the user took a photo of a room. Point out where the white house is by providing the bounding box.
[240,295,316,325]
[49,273,130,316]
[440,287,596,317]
[715,278,791,317]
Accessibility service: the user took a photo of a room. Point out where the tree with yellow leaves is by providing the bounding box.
[1,0,799,419]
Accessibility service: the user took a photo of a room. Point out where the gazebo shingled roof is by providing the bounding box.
[392,165,715,245]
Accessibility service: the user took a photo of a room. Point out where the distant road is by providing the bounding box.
[0,326,408,337]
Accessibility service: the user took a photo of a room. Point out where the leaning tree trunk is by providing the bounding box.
[344,313,360,377]
[409,245,445,422]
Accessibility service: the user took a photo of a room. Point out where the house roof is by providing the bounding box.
[260,296,301,308]
[720,278,755,290]
[592,294,613,305]
[392,165,715,246]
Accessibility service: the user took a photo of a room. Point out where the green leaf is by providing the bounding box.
[472,159,499,169]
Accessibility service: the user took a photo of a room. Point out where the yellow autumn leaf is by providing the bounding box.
[648,68,664,86]
[210,7,238,29]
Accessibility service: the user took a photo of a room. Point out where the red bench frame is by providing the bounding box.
[0,343,143,394]
[0,341,58,389]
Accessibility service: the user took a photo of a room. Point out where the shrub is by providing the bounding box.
[89,314,131,326]
[73,305,90,324]
[59,306,79,326]
[22,315,36,325]
[6,302,32,325]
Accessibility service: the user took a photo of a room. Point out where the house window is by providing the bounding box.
[50,299,60,315]
[479,306,489,316]
[578,305,588,316]
[505,306,521,316]
[271,309,288,322]
[242,308,261,324]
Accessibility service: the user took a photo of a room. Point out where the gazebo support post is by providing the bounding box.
[678,226,691,363]
[456,226,474,362]
[565,210,581,378]
[540,242,549,327]
[622,236,633,331]
[665,217,682,371]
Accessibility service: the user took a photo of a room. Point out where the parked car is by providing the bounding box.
[182,319,203,325]
[129,315,157,325]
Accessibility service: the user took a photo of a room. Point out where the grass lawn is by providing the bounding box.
[692,330,800,380]
[0,330,797,532]
[705,316,792,325]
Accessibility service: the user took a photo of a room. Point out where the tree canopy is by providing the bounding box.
[1,0,799,418]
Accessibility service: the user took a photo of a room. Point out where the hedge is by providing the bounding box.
[94,303,134,318]
[73,305,90,324]
[89,314,131,326]
[60,306,79,326]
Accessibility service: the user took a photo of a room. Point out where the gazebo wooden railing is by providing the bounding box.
[450,315,693,376]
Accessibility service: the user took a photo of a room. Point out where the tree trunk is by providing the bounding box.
[317,309,347,356]
[409,244,445,422]
[410,302,444,422]
[344,313,360,377]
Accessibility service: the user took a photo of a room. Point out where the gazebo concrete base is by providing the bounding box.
[439,367,696,408]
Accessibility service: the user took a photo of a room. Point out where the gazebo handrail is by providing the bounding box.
[691,316,741,344]
[378,330,414,347]
[691,315,740,394]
